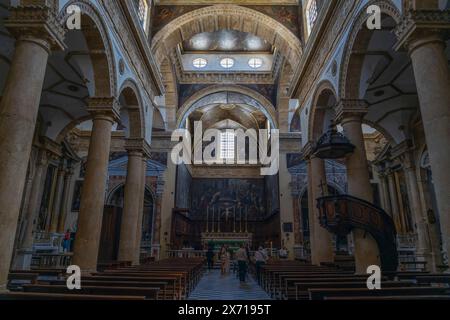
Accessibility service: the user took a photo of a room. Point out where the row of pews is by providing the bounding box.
[2,258,205,300]
[259,261,450,300]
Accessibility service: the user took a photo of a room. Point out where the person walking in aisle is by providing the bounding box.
[254,246,268,285]
[206,245,214,273]
[219,245,227,276]
[235,244,249,283]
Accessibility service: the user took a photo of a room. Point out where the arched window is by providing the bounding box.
[220,131,235,160]
[306,0,318,36]
[138,0,150,34]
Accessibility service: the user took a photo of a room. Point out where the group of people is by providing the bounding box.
[205,243,290,285]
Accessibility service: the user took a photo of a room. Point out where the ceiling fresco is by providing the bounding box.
[152,5,301,38]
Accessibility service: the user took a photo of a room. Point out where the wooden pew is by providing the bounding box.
[8,273,39,290]
[81,275,179,299]
[93,271,185,299]
[22,284,160,300]
[294,280,416,300]
[309,286,450,300]
[327,295,450,300]
[0,292,145,300]
[45,279,170,300]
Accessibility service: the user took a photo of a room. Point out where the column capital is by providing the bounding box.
[5,5,66,53]
[36,149,50,167]
[398,151,417,171]
[336,99,368,123]
[394,10,450,53]
[124,138,151,158]
[87,97,120,122]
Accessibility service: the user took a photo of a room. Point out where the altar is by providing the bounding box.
[201,232,253,250]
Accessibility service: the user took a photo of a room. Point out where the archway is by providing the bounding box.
[177,85,278,130]
[59,0,116,97]
[308,80,338,142]
[118,79,145,140]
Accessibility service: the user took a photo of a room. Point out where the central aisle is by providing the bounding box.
[188,269,272,300]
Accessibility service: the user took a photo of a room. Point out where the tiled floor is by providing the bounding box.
[188,269,272,300]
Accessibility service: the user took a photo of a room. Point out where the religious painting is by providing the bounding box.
[37,165,57,231]
[175,164,192,209]
[247,6,301,37]
[152,5,202,35]
[265,174,280,216]
[191,178,266,220]
[71,180,83,212]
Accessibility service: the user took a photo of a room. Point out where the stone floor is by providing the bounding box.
[188,269,272,300]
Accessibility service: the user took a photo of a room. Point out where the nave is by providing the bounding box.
[0,0,449,303]
[3,257,450,301]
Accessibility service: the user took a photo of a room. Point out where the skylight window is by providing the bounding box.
[137,0,149,33]
[220,58,235,69]
[193,58,208,69]
[306,0,318,35]
[220,131,235,160]
[248,58,263,69]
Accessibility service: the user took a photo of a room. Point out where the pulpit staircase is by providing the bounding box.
[317,195,398,271]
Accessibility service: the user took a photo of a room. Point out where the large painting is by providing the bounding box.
[190,178,267,220]
[175,164,192,208]
[265,174,280,216]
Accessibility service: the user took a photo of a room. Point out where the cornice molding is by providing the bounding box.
[5,5,66,52]
[394,10,450,52]
[336,99,369,122]
[87,97,120,122]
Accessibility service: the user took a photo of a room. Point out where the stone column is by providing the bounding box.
[303,143,334,265]
[387,169,401,230]
[72,98,119,272]
[49,166,65,233]
[159,159,177,258]
[0,6,65,290]
[57,168,74,233]
[402,152,431,266]
[133,156,148,265]
[337,100,380,273]
[117,140,144,263]
[395,12,450,262]
[14,150,49,269]
[279,153,296,259]
[378,171,392,215]
[152,187,164,260]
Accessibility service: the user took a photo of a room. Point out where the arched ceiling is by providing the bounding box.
[151,4,302,86]
[179,89,276,132]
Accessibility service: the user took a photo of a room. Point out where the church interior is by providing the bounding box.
[0,0,450,302]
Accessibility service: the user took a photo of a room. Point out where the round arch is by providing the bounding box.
[308,80,338,141]
[151,5,302,69]
[339,0,401,99]
[177,85,279,129]
[361,119,395,147]
[118,78,145,139]
[59,0,117,97]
